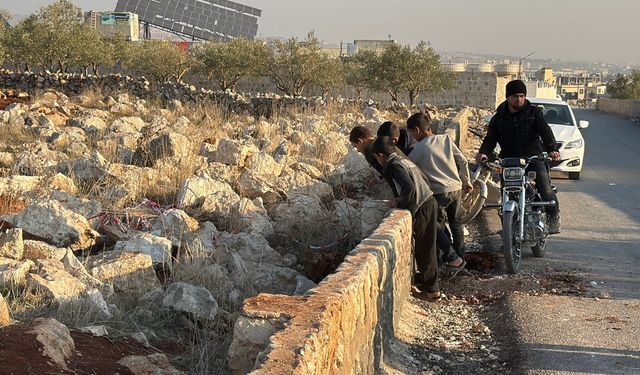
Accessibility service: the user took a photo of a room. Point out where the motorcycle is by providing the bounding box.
[460,158,502,224]
[483,154,557,273]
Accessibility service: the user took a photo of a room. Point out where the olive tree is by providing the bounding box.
[263,33,331,97]
[193,38,268,92]
[129,40,194,83]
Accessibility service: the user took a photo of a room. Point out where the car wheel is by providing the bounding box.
[569,172,580,180]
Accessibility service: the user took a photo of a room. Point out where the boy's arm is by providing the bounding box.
[392,164,415,210]
[451,138,471,185]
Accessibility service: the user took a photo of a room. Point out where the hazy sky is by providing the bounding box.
[4,0,640,63]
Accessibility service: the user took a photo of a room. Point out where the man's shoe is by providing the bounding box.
[548,214,561,234]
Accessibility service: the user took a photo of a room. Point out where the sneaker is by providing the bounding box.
[548,214,561,234]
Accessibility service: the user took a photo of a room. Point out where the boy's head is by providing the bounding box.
[377,121,400,144]
[371,136,396,166]
[349,125,373,153]
[406,112,433,141]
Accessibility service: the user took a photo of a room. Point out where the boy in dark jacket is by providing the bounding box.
[373,137,464,300]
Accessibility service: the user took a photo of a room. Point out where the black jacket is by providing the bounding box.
[382,153,434,215]
[397,128,417,156]
[363,142,407,197]
[479,100,558,158]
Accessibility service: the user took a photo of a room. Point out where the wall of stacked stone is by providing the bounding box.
[237,72,508,110]
[597,98,640,120]
[0,70,322,117]
[228,210,413,375]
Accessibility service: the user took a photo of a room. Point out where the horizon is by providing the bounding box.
[4,0,640,65]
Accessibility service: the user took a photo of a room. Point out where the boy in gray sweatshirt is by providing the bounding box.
[406,112,473,257]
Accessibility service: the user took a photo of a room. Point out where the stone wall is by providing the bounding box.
[0,70,322,118]
[596,98,640,120]
[228,210,413,375]
[236,72,509,110]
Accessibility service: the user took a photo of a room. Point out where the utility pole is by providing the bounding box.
[518,51,535,80]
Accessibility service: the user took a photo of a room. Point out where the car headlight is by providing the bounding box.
[503,167,524,180]
[564,138,584,149]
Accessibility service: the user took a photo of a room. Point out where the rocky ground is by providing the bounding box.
[0,86,494,374]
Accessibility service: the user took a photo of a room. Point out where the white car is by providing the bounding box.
[528,98,588,180]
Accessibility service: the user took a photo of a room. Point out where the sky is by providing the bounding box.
[3,0,640,63]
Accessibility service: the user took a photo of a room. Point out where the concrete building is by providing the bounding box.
[536,67,556,85]
[84,11,140,41]
[353,39,396,54]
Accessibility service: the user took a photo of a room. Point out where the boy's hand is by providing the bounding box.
[464,182,474,193]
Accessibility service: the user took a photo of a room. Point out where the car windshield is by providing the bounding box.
[531,103,574,126]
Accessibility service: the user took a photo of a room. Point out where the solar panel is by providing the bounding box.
[115,0,261,41]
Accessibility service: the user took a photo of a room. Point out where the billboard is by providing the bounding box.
[101,12,132,26]
[115,0,261,41]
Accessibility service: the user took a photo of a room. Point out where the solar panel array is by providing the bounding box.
[115,0,261,41]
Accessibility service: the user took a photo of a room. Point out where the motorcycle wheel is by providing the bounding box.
[460,180,486,224]
[531,238,546,257]
[502,206,522,274]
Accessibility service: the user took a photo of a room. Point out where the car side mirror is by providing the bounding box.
[578,120,589,129]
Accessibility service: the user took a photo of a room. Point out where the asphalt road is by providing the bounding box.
[508,109,640,374]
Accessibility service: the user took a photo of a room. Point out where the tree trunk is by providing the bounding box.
[409,89,420,107]
[388,89,399,105]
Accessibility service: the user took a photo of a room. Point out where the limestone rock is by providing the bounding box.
[235,171,284,203]
[211,138,259,167]
[0,174,76,198]
[0,228,24,260]
[28,259,88,301]
[228,198,274,238]
[89,252,159,293]
[28,318,75,371]
[13,142,67,175]
[148,132,193,161]
[150,209,199,247]
[228,316,279,375]
[110,116,145,133]
[118,233,173,266]
[0,293,12,326]
[118,353,185,375]
[331,199,362,239]
[245,151,283,179]
[50,190,102,218]
[276,168,334,202]
[59,150,109,183]
[67,116,108,136]
[196,161,240,186]
[48,127,86,150]
[4,200,99,250]
[0,258,34,287]
[23,240,67,261]
[79,325,109,337]
[162,282,219,321]
[181,222,220,255]
[269,195,329,241]
[361,200,390,238]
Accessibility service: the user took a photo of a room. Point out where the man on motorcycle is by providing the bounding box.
[476,79,562,233]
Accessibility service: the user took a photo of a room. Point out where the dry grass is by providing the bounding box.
[0,194,27,216]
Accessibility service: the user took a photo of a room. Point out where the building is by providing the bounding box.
[353,39,396,54]
[536,67,556,85]
[84,11,140,41]
[557,73,606,101]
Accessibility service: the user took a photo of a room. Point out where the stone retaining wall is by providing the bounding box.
[596,98,640,119]
[0,70,322,118]
[228,210,413,375]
